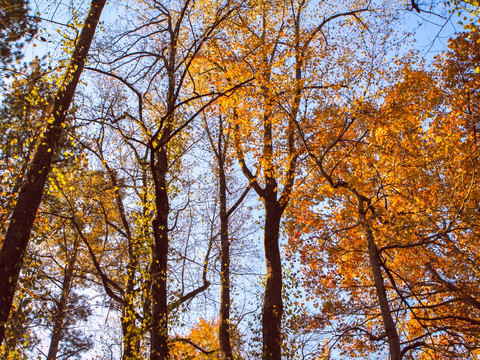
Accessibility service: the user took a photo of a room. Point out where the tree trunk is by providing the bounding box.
[108,168,140,360]
[122,250,140,360]
[219,148,233,360]
[121,303,138,360]
[149,20,178,357]
[46,239,79,360]
[261,79,285,359]
[0,0,106,345]
[356,194,401,360]
[150,146,170,360]
[262,200,283,360]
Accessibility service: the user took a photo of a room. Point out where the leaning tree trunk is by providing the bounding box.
[355,193,401,360]
[0,0,106,344]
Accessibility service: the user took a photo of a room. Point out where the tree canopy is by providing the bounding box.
[1,0,479,359]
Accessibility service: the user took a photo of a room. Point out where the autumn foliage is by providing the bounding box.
[0,0,480,359]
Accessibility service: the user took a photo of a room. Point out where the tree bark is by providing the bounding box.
[150,146,170,360]
[46,238,79,360]
[219,133,233,360]
[149,34,176,359]
[356,194,401,360]
[262,201,283,360]
[260,83,285,360]
[109,167,140,360]
[0,0,106,345]
[234,80,296,360]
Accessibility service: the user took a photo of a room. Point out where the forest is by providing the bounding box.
[0,0,479,359]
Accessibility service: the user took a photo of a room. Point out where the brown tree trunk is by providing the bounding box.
[149,19,181,356]
[149,39,176,359]
[261,86,285,359]
[219,138,233,360]
[122,257,140,360]
[356,194,401,360]
[121,247,140,360]
[150,145,170,360]
[262,197,283,360]
[109,168,140,360]
[0,0,106,345]
[46,238,79,360]
[121,306,138,360]
[234,83,295,360]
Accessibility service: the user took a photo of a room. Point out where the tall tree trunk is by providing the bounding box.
[46,238,80,360]
[356,193,401,360]
[261,82,285,359]
[122,296,139,360]
[122,258,140,360]
[150,145,170,360]
[234,84,295,360]
[109,167,140,360]
[262,199,283,360]
[219,140,233,360]
[149,23,180,356]
[0,0,106,345]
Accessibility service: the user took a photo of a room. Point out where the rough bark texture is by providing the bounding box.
[148,3,182,354]
[0,0,106,344]
[150,146,170,360]
[260,86,286,359]
[262,201,283,360]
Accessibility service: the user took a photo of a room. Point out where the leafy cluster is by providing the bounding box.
[0,0,36,65]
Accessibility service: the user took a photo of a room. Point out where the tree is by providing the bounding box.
[206,0,381,357]
[0,58,93,359]
[2,0,478,357]
[86,1,250,357]
[73,112,153,359]
[0,0,106,345]
[201,109,251,360]
[286,29,480,359]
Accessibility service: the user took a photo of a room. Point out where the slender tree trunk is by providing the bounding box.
[149,24,181,356]
[121,300,138,360]
[235,107,291,360]
[356,194,401,360]
[47,239,79,360]
[108,168,140,360]
[0,0,106,345]
[121,243,140,360]
[122,259,139,360]
[219,145,233,360]
[150,146,170,360]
